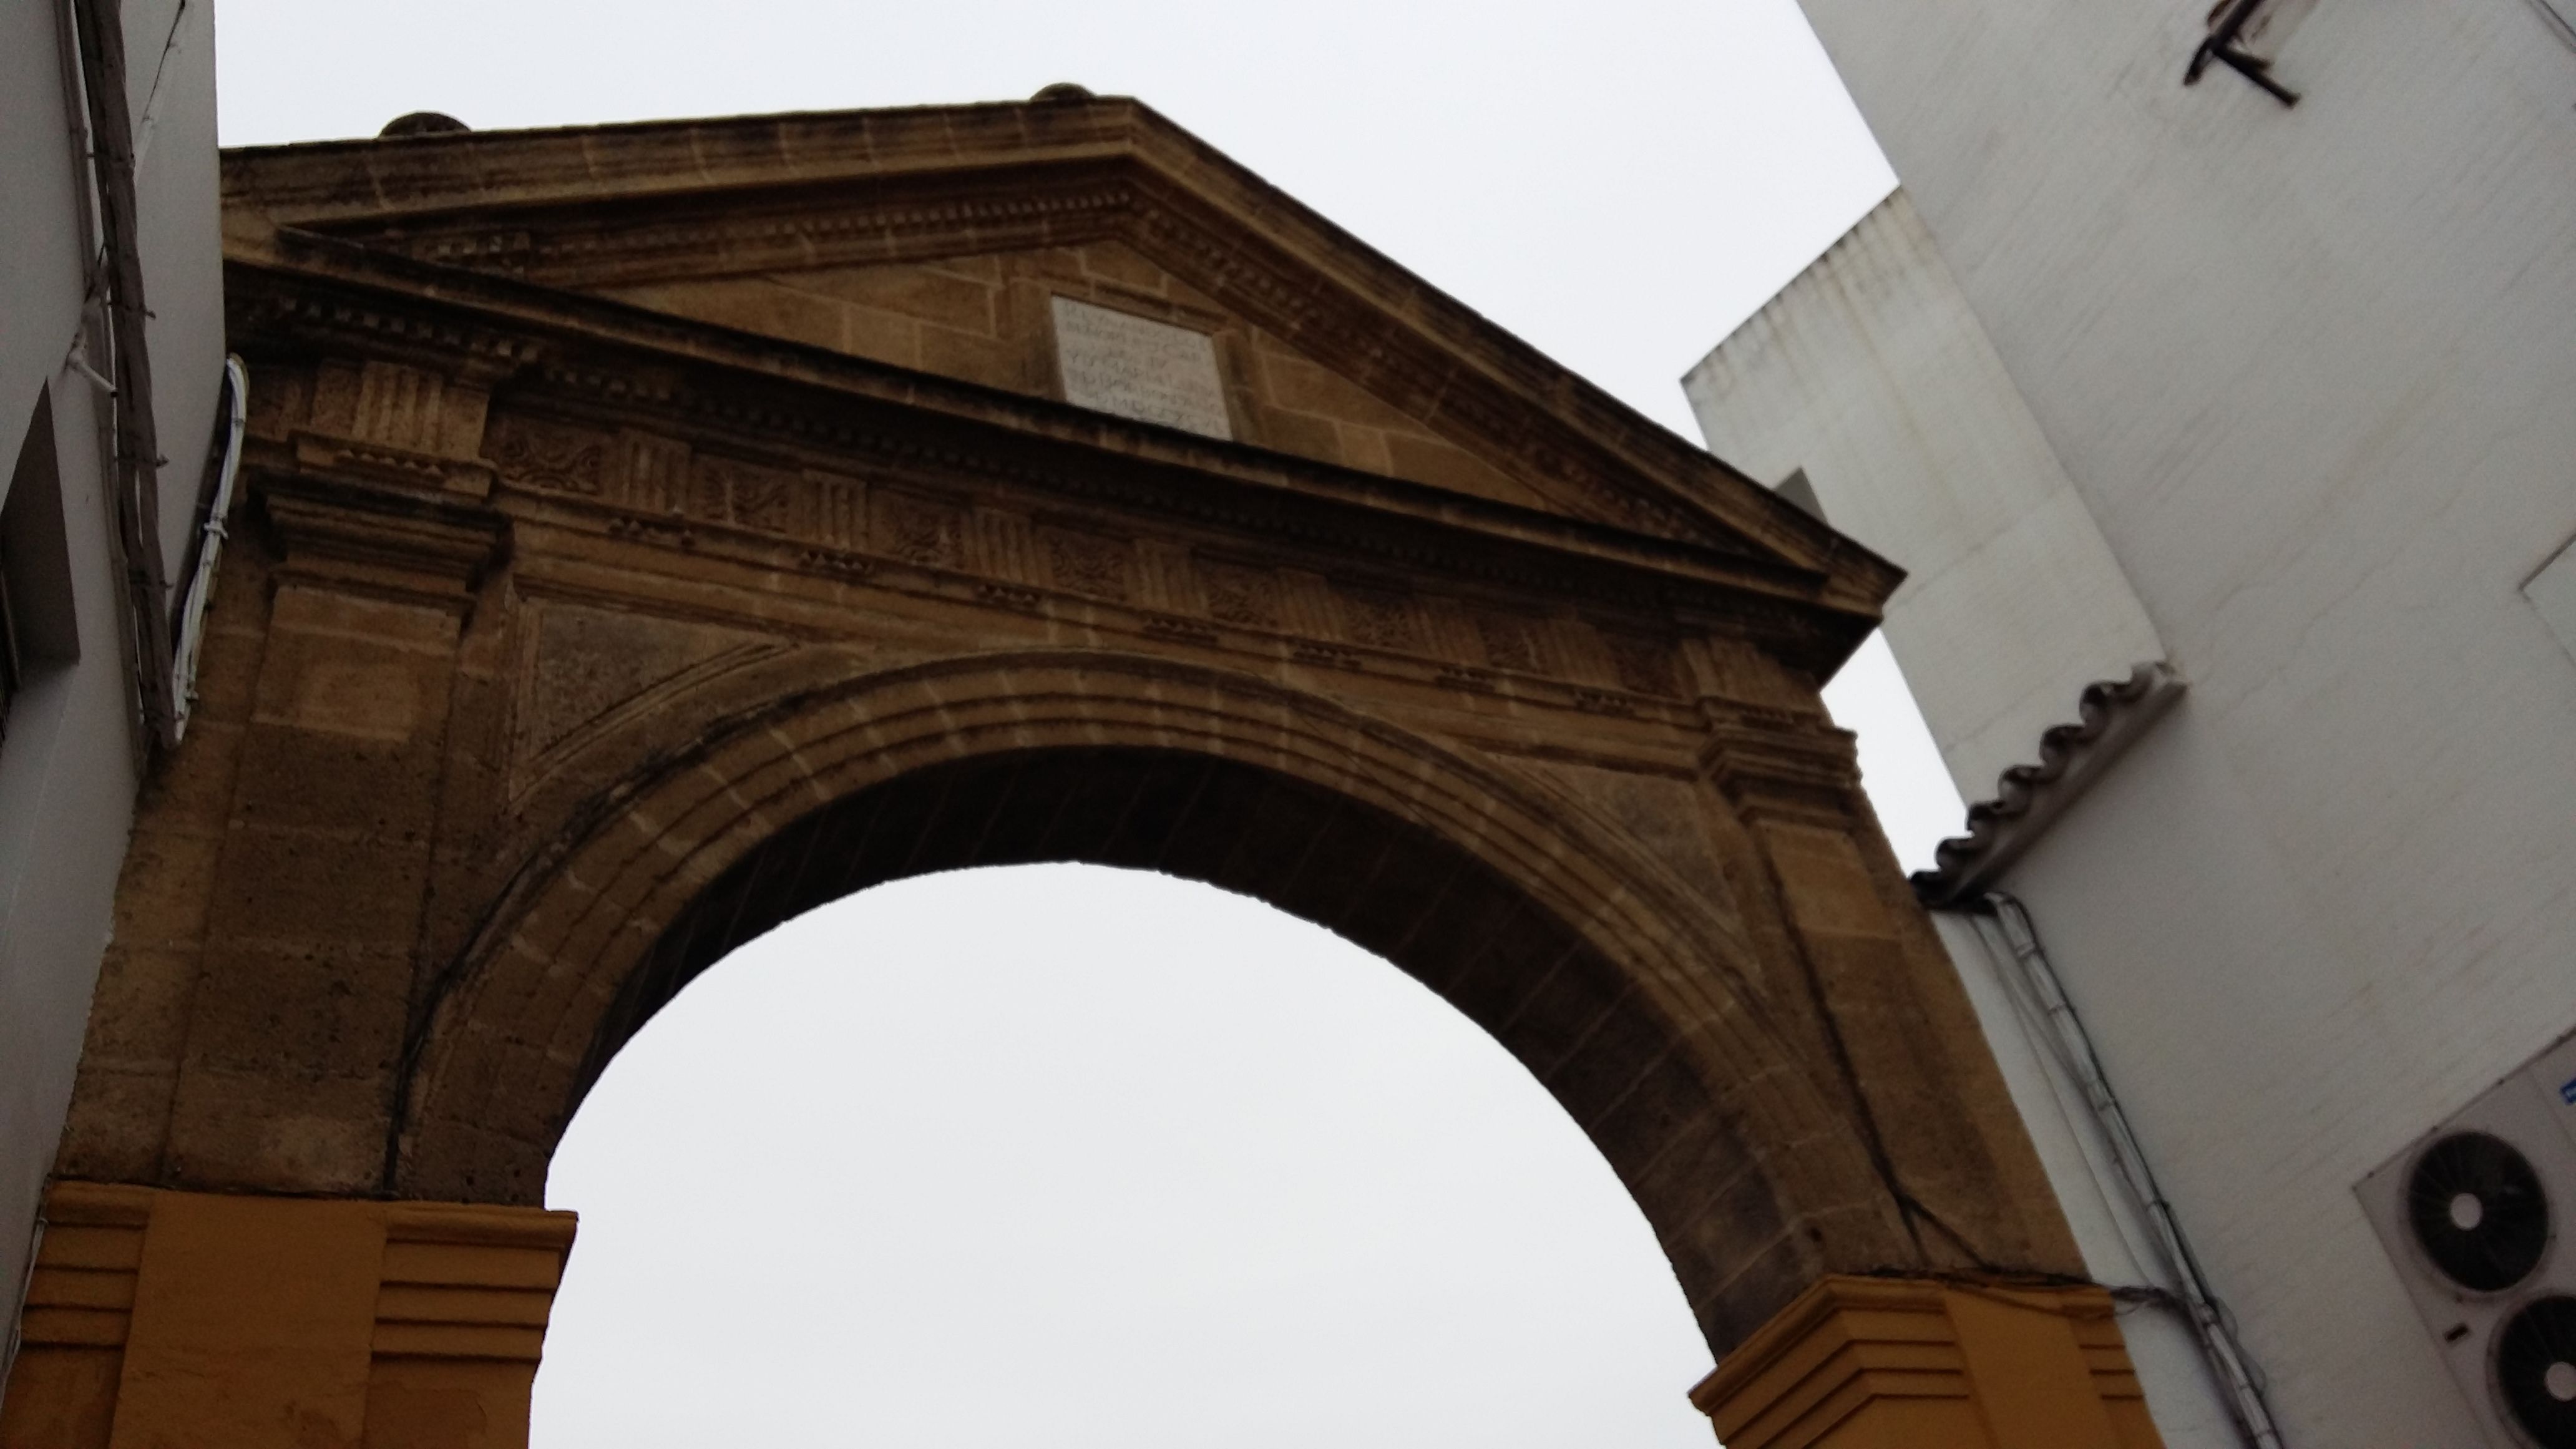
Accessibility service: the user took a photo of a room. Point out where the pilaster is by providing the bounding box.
[156,467,505,1194]
[1698,700,2082,1277]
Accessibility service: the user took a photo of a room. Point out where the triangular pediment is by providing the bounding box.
[584,239,1564,514]
[220,95,1892,593]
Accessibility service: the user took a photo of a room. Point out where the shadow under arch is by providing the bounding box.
[398,650,1906,1351]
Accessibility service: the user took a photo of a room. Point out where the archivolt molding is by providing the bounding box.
[396,649,1855,1214]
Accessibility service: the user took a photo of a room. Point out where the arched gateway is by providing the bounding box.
[2,96,2160,1448]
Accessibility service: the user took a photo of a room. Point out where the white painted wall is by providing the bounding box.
[1689,0,2576,1442]
[1930,911,2243,1448]
[0,0,223,1364]
[1684,192,2164,805]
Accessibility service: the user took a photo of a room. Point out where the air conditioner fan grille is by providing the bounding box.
[2498,1295,2576,1448]
[2409,1131,2550,1293]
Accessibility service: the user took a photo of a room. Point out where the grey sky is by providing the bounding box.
[215,4,1961,1441]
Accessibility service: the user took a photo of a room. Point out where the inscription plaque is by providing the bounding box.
[1051,296,1234,441]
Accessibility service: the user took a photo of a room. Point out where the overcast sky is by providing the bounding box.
[217,5,1960,1443]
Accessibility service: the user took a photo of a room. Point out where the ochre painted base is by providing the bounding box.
[1691,1275,2164,1448]
[1,1183,575,1449]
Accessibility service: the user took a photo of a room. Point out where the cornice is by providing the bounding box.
[220,100,1143,229]
[1911,662,2187,909]
[395,170,1140,292]
[1698,704,1865,831]
[258,469,509,612]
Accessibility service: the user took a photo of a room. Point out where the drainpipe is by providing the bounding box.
[1984,890,2288,1448]
[66,0,182,748]
[165,356,244,741]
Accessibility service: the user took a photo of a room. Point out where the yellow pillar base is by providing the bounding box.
[1690,1275,2165,1449]
[2,1182,575,1449]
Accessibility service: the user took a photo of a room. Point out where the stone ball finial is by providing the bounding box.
[379,112,471,138]
[1030,83,1095,102]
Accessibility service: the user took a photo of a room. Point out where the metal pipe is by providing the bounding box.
[67,0,182,749]
[1984,890,2289,1448]
[167,356,243,742]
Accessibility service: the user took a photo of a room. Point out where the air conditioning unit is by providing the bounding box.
[2360,1031,2576,1448]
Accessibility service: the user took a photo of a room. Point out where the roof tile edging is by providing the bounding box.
[1911,661,2185,909]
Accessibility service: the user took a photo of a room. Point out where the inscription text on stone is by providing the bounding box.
[1051,296,1234,441]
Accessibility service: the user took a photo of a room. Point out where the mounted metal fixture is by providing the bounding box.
[2188,0,2302,106]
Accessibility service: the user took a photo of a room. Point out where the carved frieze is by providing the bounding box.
[1473,610,1546,674]
[477,401,1710,718]
[876,491,965,568]
[1601,628,1681,698]
[489,418,607,496]
[967,509,1038,585]
[696,456,798,533]
[1040,526,1134,602]
[621,431,691,515]
[1196,558,1277,628]
[300,359,500,497]
[805,472,865,551]
[1334,582,1423,653]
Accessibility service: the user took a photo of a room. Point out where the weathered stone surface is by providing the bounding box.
[47,97,2092,1421]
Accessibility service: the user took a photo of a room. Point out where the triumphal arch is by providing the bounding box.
[2,93,2162,1447]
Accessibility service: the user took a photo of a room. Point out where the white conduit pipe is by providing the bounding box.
[1985,890,2288,1448]
[167,355,243,742]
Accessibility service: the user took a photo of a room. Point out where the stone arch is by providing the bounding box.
[399,648,1903,1350]
[13,95,2166,1449]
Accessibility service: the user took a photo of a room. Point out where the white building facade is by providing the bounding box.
[0,0,227,1378]
[1689,2,2576,1445]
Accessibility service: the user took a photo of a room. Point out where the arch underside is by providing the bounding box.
[613,747,1817,1354]
[401,655,1899,1350]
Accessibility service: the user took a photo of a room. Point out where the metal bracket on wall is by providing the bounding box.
[2188,0,2301,106]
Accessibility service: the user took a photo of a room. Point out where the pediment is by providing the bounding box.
[587,240,1566,514]
[220,95,1888,590]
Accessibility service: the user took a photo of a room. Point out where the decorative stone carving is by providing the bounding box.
[876,491,965,568]
[701,456,798,534]
[1473,611,1546,673]
[1040,526,1133,601]
[1196,558,1276,627]
[804,471,866,550]
[967,509,1038,585]
[489,417,608,496]
[618,431,691,515]
[1601,628,1680,697]
[1334,582,1423,651]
